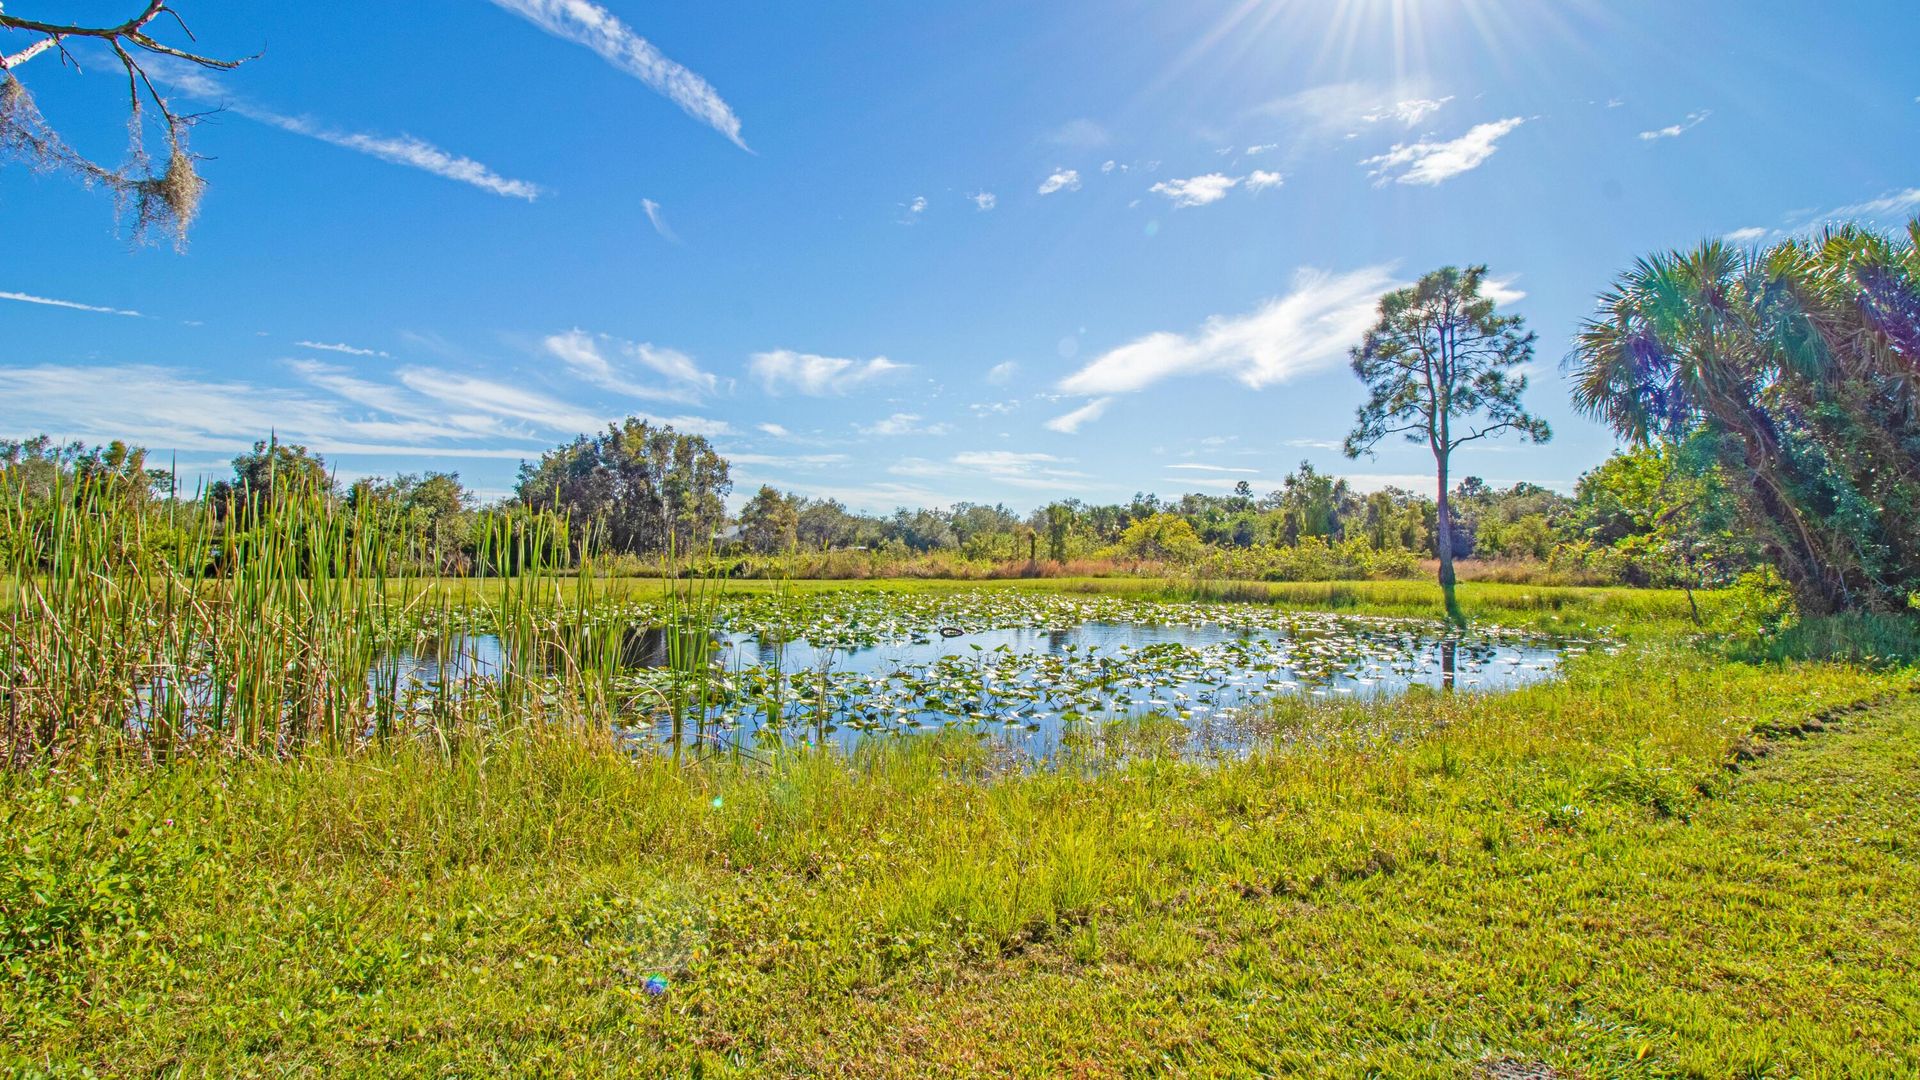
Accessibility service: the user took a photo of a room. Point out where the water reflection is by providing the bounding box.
[384,617,1566,761]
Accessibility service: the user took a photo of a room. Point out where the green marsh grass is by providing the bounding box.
[5,644,1917,1075]
[0,476,708,760]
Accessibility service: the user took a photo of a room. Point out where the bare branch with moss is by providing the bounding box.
[1,2,249,247]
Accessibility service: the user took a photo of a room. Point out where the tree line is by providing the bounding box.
[5,218,1917,610]
[0,429,1742,591]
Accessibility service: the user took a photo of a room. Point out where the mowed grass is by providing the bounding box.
[6,644,1917,1077]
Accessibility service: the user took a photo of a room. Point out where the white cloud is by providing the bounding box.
[1638,109,1710,141]
[1725,226,1771,243]
[1244,143,1279,155]
[986,360,1017,385]
[1343,473,1445,494]
[1100,160,1118,173]
[0,353,735,478]
[892,450,1087,490]
[1038,169,1081,195]
[970,191,997,211]
[0,362,540,460]
[757,422,790,437]
[769,480,948,514]
[402,365,731,437]
[1825,187,1920,221]
[1361,117,1524,186]
[1171,476,1283,493]
[904,194,929,220]
[749,350,906,396]
[1480,276,1527,307]
[1361,96,1454,126]
[1166,463,1258,474]
[641,199,680,243]
[296,340,389,358]
[486,0,747,149]
[857,412,951,437]
[1245,170,1285,192]
[1045,118,1110,149]
[396,368,606,433]
[1057,266,1396,398]
[1149,173,1240,208]
[0,290,141,317]
[542,329,717,403]
[1043,397,1112,434]
[725,452,848,468]
[158,63,544,199]
[1253,81,1448,142]
[301,127,544,199]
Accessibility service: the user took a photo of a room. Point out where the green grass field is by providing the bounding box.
[7,621,1917,1076]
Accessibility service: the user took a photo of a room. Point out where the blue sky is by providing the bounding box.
[4,0,1918,510]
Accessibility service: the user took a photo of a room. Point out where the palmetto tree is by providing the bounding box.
[1570,223,1920,613]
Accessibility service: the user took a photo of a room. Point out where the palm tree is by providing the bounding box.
[1570,225,1920,613]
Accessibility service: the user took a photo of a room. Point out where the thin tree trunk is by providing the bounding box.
[1435,449,1464,626]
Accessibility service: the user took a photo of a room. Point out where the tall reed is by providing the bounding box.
[0,474,638,763]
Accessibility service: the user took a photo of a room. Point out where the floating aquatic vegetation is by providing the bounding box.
[406,589,1577,762]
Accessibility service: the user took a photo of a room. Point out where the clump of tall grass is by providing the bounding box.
[0,475,693,763]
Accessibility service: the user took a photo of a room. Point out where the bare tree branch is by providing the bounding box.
[0,2,248,247]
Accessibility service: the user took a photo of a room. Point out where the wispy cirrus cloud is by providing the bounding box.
[641,199,680,243]
[1729,186,1920,243]
[1362,96,1454,126]
[1639,109,1710,141]
[296,340,389,358]
[158,63,544,199]
[1150,173,1240,208]
[1044,118,1110,150]
[1166,463,1258,474]
[1826,187,1920,221]
[543,329,718,404]
[1043,397,1111,434]
[0,349,734,487]
[1252,81,1449,142]
[486,0,747,149]
[1361,117,1524,186]
[393,365,730,436]
[1,290,141,317]
[288,125,544,199]
[0,361,543,460]
[1059,266,1394,398]
[856,412,951,437]
[892,450,1086,490]
[1038,169,1081,195]
[749,350,906,396]
[725,452,849,469]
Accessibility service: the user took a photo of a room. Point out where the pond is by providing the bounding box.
[396,591,1575,761]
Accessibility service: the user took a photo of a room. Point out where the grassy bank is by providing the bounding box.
[7,643,1916,1076]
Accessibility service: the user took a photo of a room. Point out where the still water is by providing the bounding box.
[391,615,1567,760]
